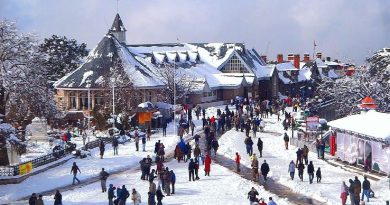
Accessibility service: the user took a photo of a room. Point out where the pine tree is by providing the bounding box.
[39,35,88,83]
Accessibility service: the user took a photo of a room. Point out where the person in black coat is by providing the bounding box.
[54,190,62,205]
[257,138,263,158]
[297,161,305,181]
[316,167,322,183]
[260,160,270,181]
[188,159,196,181]
[99,140,105,159]
[156,186,165,205]
[307,161,315,184]
[28,193,37,205]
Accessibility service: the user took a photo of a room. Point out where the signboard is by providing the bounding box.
[306,116,319,131]
[19,162,33,175]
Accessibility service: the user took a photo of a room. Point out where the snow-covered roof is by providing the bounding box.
[55,34,165,89]
[328,110,390,143]
[276,62,311,84]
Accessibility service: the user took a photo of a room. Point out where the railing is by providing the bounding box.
[0,137,114,177]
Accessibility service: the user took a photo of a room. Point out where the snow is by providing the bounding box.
[43,159,289,205]
[0,122,178,204]
[328,110,390,143]
[217,109,390,204]
[276,62,297,71]
[137,101,154,109]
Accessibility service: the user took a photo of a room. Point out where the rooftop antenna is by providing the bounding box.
[116,0,119,13]
[313,40,318,59]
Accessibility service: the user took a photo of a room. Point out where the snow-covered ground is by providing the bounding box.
[218,111,390,204]
[0,123,180,204]
[41,158,289,205]
[3,105,390,205]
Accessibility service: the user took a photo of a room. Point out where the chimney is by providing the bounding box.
[277,54,283,63]
[293,54,300,69]
[287,53,294,61]
[303,54,310,62]
[316,52,322,59]
[326,57,331,62]
[260,55,267,63]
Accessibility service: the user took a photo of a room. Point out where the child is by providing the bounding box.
[316,167,321,183]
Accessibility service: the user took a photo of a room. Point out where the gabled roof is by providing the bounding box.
[55,34,164,89]
[110,13,126,32]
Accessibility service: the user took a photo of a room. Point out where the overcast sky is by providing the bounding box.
[1,0,389,64]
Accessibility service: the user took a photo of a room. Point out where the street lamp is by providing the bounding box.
[110,77,116,129]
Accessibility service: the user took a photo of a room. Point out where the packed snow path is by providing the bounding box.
[198,130,326,205]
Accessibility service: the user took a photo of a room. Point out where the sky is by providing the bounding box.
[0,0,389,64]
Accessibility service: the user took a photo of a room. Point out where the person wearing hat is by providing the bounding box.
[261,160,270,181]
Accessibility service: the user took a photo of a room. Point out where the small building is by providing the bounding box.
[328,110,390,174]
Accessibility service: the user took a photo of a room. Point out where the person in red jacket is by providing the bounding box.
[235,152,241,172]
[204,154,212,176]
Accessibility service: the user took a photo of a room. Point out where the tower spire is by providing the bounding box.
[109,13,127,44]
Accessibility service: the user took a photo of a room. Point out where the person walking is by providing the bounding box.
[235,152,241,172]
[99,140,105,159]
[348,179,355,205]
[188,159,196,181]
[297,161,305,181]
[147,127,152,141]
[163,167,171,196]
[170,170,176,194]
[194,159,200,180]
[70,162,81,185]
[288,160,295,180]
[260,160,270,182]
[131,188,141,205]
[302,145,309,165]
[35,195,44,205]
[108,184,116,205]
[247,187,259,205]
[251,155,259,180]
[99,168,110,192]
[190,121,195,136]
[204,154,212,176]
[112,136,119,155]
[54,190,62,205]
[307,161,315,184]
[340,181,348,205]
[156,186,165,205]
[316,167,321,183]
[257,138,263,158]
[134,130,139,151]
[142,134,146,152]
[162,120,167,137]
[149,181,156,205]
[362,176,371,202]
[353,176,361,205]
[119,185,130,205]
[29,193,37,205]
[245,137,254,156]
[283,133,289,150]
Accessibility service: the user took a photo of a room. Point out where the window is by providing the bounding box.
[203,90,217,97]
[69,91,77,109]
[222,55,246,73]
[94,92,105,107]
[79,92,88,110]
[148,91,153,102]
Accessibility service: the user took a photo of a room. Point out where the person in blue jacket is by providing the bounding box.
[108,184,116,205]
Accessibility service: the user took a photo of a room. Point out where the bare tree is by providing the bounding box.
[154,63,198,104]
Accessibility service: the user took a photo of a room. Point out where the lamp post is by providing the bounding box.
[110,77,116,129]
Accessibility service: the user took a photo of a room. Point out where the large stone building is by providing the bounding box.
[54,14,275,113]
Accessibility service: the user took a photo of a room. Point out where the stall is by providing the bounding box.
[328,110,390,174]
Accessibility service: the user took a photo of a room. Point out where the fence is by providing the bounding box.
[0,137,113,177]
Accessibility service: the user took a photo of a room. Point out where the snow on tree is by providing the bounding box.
[154,63,197,105]
[39,35,88,83]
[0,20,58,121]
[317,48,390,117]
